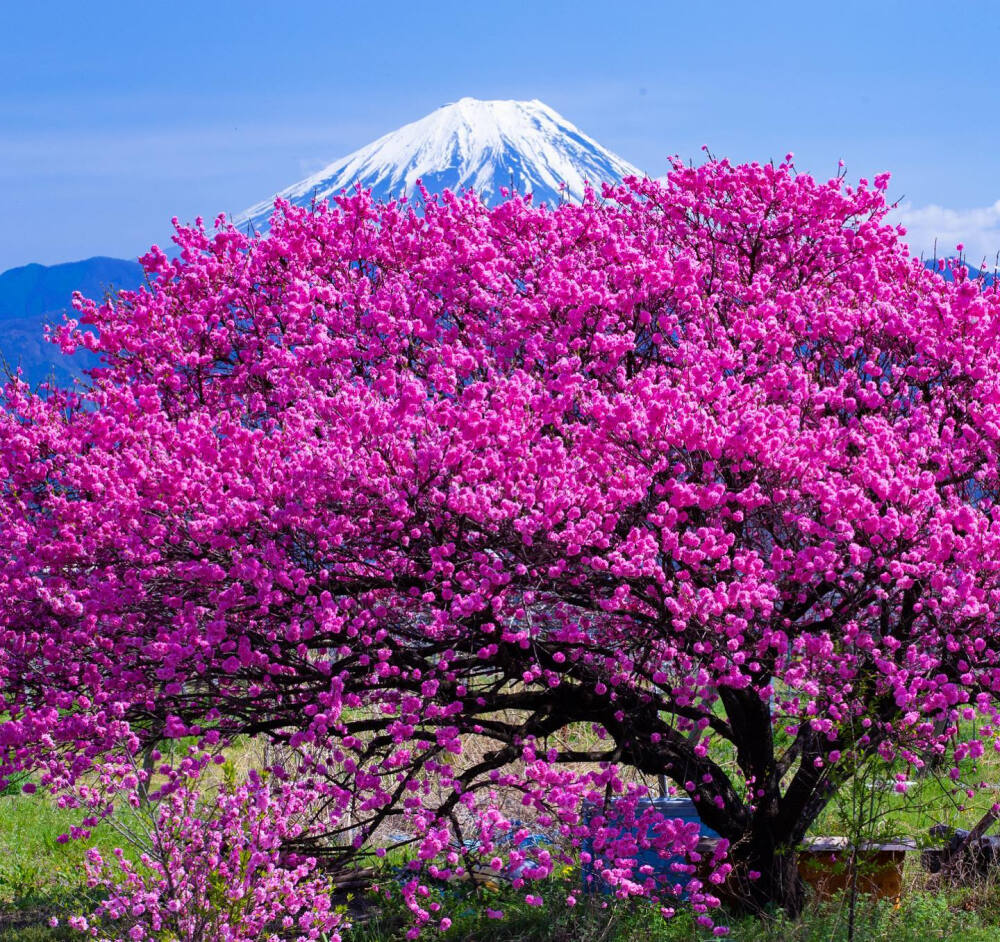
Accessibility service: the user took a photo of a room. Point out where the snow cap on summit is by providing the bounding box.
[234,98,642,232]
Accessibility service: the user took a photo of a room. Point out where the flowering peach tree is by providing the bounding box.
[65,765,344,941]
[3,157,1000,922]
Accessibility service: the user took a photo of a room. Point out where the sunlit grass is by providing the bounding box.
[5,721,1000,939]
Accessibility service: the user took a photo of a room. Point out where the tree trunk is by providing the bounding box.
[724,830,805,916]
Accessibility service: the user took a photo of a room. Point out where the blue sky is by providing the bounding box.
[3,0,999,271]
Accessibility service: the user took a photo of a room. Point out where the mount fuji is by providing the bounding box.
[233,97,642,233]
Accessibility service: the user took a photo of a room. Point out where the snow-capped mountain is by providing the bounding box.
[234,98,642,233]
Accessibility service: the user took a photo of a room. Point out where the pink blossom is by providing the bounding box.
[3,158,1000,922]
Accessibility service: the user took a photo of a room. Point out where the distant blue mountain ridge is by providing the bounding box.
[924,258,996,284]
[0,256,143,389]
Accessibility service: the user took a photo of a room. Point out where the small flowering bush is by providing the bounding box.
[63,766,344,942]
[4,156,1000,919]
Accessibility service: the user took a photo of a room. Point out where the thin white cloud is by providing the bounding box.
[893,199,1000,267]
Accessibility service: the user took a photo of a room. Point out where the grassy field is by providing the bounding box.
[4,721,1000,940]
[5,781,1000,941]
[0,781,100,941]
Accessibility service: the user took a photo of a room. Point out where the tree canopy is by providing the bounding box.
[3,158,1000,922]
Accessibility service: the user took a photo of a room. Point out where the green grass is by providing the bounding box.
[5,726,1000,941]
[808,737,1000,845]
[0,926,76,942]
[0,784,108,940]
[5,794,1000,942]
[343,868,1000,941]
[0,789,101,911]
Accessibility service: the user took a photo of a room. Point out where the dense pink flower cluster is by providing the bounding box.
[65,764,344,941]
[3,157,1000,917]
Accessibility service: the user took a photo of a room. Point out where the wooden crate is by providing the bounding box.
[797,838,914,901]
